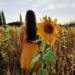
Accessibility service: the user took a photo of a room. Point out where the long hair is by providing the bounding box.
[25,10,37,42]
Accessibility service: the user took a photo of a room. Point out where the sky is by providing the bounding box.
[0,0,75,24]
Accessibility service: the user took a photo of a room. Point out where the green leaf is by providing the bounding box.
[31,53,41,68]
[32,72,37,75]
[37,68,48,75]
[43,50,57,64]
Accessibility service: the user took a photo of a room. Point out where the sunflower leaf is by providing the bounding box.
[37,68,48,75]
[31,53,41,69]
[32,72,37,75]
[43,50,57,64]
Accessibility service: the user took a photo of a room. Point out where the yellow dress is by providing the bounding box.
[20,26,39,71]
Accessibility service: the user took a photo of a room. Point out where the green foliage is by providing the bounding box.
[43,50,57,65]
[32,72,37,75]
[31,53,40,68]
[37,68,48,75]
[32,68,48,75]
[61,36,68,48]
[31,40,57,75]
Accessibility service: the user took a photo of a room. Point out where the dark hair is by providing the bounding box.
[25,10,37,42]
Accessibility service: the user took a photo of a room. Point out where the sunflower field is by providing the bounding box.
[0,19,75,75]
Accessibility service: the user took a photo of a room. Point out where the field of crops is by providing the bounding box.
[0,25,75,75]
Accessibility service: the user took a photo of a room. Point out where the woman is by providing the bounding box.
[20,10,40,75]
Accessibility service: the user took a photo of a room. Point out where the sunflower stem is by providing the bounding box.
[40,40,47,69]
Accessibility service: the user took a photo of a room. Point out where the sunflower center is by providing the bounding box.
[44,24,53,34]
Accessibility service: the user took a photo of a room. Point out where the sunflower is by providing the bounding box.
[37,16,59,45]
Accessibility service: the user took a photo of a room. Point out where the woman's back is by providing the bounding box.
[20,10,40,74]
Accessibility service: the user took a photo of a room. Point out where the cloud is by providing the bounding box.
[48,0,75,9]
[15,0,75,10]
[0,2,2,6]
[70,3,75,8]
[35,0,75,9]
[0,0,75,24]
[16,1,26,5]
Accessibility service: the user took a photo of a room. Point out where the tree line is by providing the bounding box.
[0,11,22,27]
[0,10,75,27]
[60,21,75,27]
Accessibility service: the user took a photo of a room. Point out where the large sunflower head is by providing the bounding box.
[37,16,59,45]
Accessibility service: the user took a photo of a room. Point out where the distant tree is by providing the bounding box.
[1,11,6,25]
[20,14,22,25]
[0,12,2,26]
[68,21,75,26]
[7,21,21,27]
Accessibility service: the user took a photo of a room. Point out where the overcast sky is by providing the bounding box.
[0,0,75,24]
